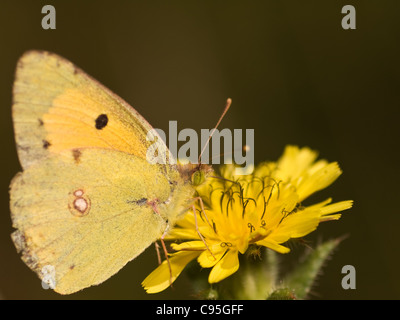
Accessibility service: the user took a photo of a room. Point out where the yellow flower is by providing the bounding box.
[142,146,353,293]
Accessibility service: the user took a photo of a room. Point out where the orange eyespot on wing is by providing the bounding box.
[68,189,91,217]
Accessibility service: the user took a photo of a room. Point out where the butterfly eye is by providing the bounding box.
[191,170,205,186]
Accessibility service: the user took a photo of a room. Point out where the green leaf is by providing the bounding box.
[283,238,342,299]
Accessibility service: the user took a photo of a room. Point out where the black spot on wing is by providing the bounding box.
[95,114,108,130]
[42,140,51,149]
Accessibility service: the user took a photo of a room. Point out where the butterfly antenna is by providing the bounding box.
[198,98,232,164]
[207,144,251,163]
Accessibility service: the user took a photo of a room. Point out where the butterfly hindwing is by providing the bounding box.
[10,148,174,294]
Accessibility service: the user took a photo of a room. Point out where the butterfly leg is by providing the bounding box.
[191,203,216,261]
[192,196,213,229]
[160,225,173,286]
[147,198,174,286]
[154,242,162,265]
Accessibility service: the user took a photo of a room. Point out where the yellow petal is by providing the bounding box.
[306,198,332,210]
[142,251,200,294]
[171,241,206,251]
[270,210,321,242]
[198,246,226,268]
[297,162,342,201]
[257,239,291,253]
[276,146,318,181]
[237,238,249,254]
[208,250,240,283]
[320,200,353,215]
[165,228,198,240]
[320,214,341,222]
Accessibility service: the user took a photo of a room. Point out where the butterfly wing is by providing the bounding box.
[12,50,164,169]
[10,149,174,294]
[10,51,191,294]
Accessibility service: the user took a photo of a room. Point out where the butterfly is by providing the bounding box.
[9,50,221,294]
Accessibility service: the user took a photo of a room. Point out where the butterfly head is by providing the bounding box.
[178,163,213,187]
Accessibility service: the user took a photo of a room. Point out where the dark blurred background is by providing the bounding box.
[0,1,399,300]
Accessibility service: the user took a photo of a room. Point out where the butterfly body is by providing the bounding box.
[10,51,209,294]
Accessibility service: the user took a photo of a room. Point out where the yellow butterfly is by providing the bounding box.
[9,51,214,294]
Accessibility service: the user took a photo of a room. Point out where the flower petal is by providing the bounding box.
[320,200,353,215]
[198,246,226,268]
[269,210,321,242]
[257,239,291,253]
[208,250,240,283]
[165,228,198,240]
[142,251,200,293]
[276,145,318,181]
[297,162,342,201]
[171,241,206,251]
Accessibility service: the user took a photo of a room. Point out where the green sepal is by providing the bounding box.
[282,238,342,299]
